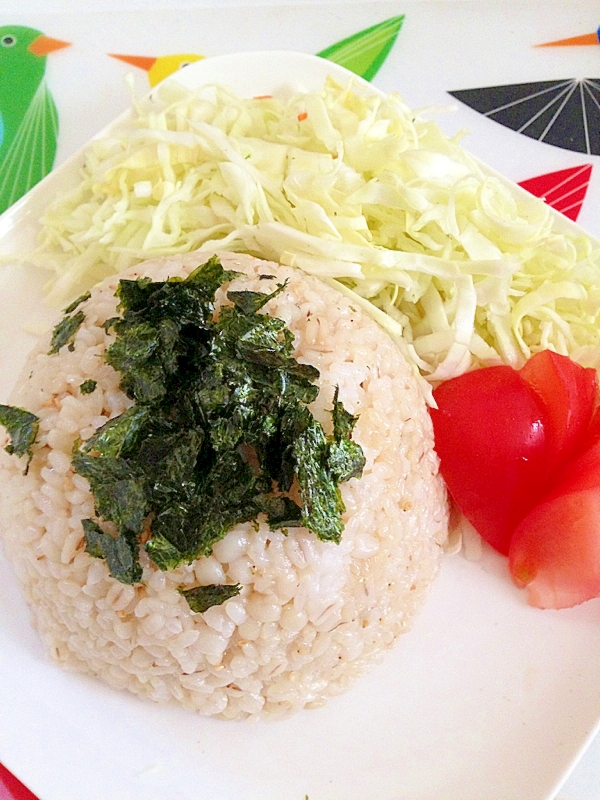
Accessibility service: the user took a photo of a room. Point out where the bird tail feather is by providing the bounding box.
[0,80,59,214]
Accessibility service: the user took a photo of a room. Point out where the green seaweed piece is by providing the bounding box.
[293,416,345,543]
[144,532,186,572]
[106,318,181,403]
[182,583,242,613]
[328,386,366,482]
[82,518,142,584]
[79,406,151,459]
[82,518,105,558]
[64,291,91,314]
[49,310,85,354]
[327,438,366,483]
[227,280,287,316]
[0,404,39,463]
[256,494,303,529]
[102,316,120,332]
[185,255,241,297]
[79,379,97,394]
[72,452,148,535]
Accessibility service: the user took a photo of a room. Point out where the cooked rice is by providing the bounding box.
[0,251,448,718]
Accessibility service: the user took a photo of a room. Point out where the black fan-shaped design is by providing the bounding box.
[449,79,600,155]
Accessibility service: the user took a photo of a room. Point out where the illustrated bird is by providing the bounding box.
[518,164,592,222]
[108,52,204,87]
[108,15,405,91]
[317,15,405,82]
[536,26,600,47]
[0,25,70,213]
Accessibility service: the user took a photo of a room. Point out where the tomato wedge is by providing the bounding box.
[509,441,600,609]
[583,401,600,448]
[431,349,600,608]
[430,366,548,555]
[520,349,597,474]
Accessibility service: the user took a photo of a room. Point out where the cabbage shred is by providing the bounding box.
[32,78,600,394]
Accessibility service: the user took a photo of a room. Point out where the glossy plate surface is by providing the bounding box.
[1,51,599,800]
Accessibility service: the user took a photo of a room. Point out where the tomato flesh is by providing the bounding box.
[520,349,597,475]
[431,350,600,608]
[583,402,600,449]
[430,365,547,555]
[509,442,600,609]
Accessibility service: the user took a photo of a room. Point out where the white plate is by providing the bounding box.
[1,51,600,800]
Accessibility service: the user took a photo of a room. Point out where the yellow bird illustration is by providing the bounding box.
[109,52,204,87]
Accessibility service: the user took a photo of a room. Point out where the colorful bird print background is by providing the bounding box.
[0,0,600,234]
[0,25,69,213]
[1,3,600,234]
[1,3,600,800]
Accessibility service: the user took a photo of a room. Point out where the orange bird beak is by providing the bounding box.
[535,30,600,47]
[108,53,157,72]
[28,34,71,56]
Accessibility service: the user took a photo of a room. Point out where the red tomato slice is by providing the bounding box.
[542,439,600,495]
[584,402,600,448]
[430,366,547,555]
[509,442,600,609]
[520,349,597,474]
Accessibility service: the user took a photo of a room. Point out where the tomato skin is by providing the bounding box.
[584,403,600,449]
[432,350,600,608]
[520,350,597,473]
[509,445,600,609]
[540,440,600,495]
[430,366,547,555]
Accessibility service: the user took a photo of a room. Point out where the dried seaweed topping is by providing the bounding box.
[82,518,142,585]
[49,309,85,354]
[0,404,39,467]
[72,256,365,610]
[181,583,242,613]
[80,379,97,394]
[327,386,367,483]
[63,291,91,314]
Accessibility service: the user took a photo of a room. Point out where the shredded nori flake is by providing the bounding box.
[227,280,287,315]
[49,310,85,354]
[63,291,91,314]
[0,404,39,467]
[102,316,120,332]
[82,518,142,584]
[79,379,97,394]
[70,256,365,610]
[327,387,366,483]
[182,583,242,613]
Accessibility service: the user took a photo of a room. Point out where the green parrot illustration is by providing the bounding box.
[0,25,70,214]
[317,15,405,82]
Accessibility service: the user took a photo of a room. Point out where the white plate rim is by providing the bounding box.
[1,50,600,800]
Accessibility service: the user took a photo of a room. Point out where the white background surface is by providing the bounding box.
[0,3,599,798]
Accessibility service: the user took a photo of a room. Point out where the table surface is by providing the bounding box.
[0,2,599,798]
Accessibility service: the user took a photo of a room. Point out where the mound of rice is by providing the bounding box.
[0,251,448,718]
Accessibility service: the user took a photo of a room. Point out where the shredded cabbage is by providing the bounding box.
[31,77,600,398]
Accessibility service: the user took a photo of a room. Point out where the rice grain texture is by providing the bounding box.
[0,251,448,718]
